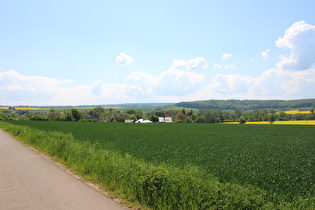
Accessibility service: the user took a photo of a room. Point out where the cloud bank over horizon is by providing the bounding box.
[1,21,315,105]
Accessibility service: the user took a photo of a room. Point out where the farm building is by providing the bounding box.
[135,119,152,123]
[158,117,173,123]
[125,119,134,123]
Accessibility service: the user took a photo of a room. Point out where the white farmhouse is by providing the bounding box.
[125,119,134,123]
[135,119,152,123]
[158,117,173,123]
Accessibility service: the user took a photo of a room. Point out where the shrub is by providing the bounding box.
[239,116,246,124]
[185,117,193,123]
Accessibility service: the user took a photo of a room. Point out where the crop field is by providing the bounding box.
[283,110,312,115]
[1,121,314,209]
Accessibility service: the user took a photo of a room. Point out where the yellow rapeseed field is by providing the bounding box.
[222,120,315,125]
[0,107,9,110]
[278,110,311,114]
[14,107,50,110]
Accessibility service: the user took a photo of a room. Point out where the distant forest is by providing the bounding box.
[175,99,315,111]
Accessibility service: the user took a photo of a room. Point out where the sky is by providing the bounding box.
[1,0,315,106]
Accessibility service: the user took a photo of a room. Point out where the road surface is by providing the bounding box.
[0,129,126,210]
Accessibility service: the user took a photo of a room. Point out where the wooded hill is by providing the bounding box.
[175,99,315,111]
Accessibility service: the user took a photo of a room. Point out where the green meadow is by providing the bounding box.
[1,121,314,209]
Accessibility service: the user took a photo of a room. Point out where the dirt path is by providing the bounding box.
[0,129,126,210]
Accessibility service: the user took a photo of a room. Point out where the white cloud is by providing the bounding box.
[225,64,236,69]
[222,53,232,60]
[262,49,270,60]
[213,64,223,69]
[172,59,187,68]
[213,64,235,69]
[125,67,205,96]
[186,57,208,70]
[204,68,315,99]
[154,67,205,95]
[0,70,71,91]
[251,59,255,62]
[116,53,135,66]
[276,21,315,70]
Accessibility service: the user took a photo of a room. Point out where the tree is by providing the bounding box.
[234,109,242,118]
[127,109,135,115]
[278,111,287,121]
[311,108,314,114]
[18,115,27,121]
[195,116,206,123]
[10,112,18,120]
[203,111,216,123]
[0,111,9,120]
[56,111,65,121]
[71,108,83,121]
[149,114,159,122]
[48,108,57,121]
[269,114,275,124]
[185,117,193,123]
[28,113,33,121]
[65,110,75,121]
[175,112,186,122]
[239,116,246,124]
[135,110,143,120]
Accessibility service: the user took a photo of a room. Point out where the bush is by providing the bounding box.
[78,119,98,122]
[30,114,49,121]
[18,115,28,121]
[185,117,193,123]
[149,114,159,122]
[269,114,275,124]
[195,116,206,123]
[239,117,246,124]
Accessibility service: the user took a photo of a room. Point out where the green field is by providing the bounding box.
[1,121,314,209]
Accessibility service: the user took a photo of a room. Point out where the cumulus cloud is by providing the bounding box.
[262,49,270,60]
[116,53,135,66]
[213,64,223,69]
[222,53,232,60]
[213,64,235,69]
[0,70,71,91]
[125,67,205,96]
[186,57,208,70]
[204,68,315,99]
[172,59,187,68]
[276,21,315,70]
[154,67,205,95]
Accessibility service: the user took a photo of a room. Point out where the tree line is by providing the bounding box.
[176,99,315,111]
[1,106,314,123]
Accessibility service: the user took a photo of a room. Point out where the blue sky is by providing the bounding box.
[1,0,315,105]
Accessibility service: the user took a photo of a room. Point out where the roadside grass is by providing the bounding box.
[0,121,314,209]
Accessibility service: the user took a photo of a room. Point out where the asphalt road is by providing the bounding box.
[0,129,126,210]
